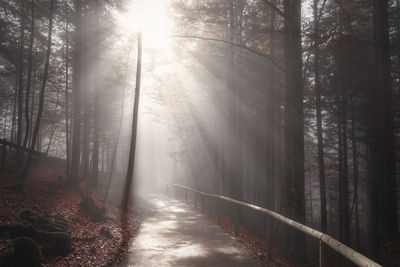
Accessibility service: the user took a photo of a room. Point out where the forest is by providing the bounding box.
[0,0,399,266]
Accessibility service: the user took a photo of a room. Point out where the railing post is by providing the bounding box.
[208,197,211,215]
[201,195,204,211]
[166,184,169,196]
[266,215,272,259]
[319,240,326,267]
[218,198,221,223]
[194,193,197,208]
[234,205,239,237]
[185,188,187,203]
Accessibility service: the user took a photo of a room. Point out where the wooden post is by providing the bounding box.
[267,215,272,259]
[319,240,351,267]
[185,188,187,203]
[208,197,211,215]
[195,193,197,208]
[218,199,221,223]
[201,195,204,211]
[234,205,239,237]
[319,240,326,267]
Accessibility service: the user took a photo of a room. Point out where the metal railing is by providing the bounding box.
[163,183,381,267]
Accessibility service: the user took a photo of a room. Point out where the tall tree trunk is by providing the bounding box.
[265,0,276,212]
[19,0,55,180]
[397,0,400,111]
[313,0,327,234]
[82,103,90,179]
[81,7,90,181]
[92,89,99,186]
[69,0,83,189]
[101,140,105,174]
[349,94,361,249]
[121,30,142,209]
[369,0,397,258]
[336,17,349,245]
[91,0,101,186]
[22,0,34,151]
[104,45,132,202]
[17,0,26,164]
[65,4,70,179]
[339,86,349,244]
[228,0,235,200]
[282,0,305,261]
[46,85,61,155]
[29,71,35,147]
[307,143,313,226]
[11,72,18,143]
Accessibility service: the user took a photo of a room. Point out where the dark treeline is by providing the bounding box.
[0,0,399,265]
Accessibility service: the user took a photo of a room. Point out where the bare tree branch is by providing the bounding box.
[166,34,285,73]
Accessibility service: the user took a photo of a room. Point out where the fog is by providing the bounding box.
[0,0,398,265]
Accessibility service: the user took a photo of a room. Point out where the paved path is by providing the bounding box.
[126,194,262,267]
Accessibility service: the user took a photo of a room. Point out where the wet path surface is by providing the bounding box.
[126,194,261,267]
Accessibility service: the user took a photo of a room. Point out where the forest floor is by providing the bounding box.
[0,154,140,266]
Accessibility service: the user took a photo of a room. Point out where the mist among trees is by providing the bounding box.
[0,0,399,266]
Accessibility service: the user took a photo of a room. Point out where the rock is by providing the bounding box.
[18,209,34,221]
[4,184,24,194]
[0,224,74,257]
[80,195,108,222]
[0,224,36,239]
[0,249,14,266]
[35,230,74,256]
[12,237,42,267]
[100,226,112,239]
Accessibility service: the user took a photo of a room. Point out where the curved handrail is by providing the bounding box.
[165,183,381,267]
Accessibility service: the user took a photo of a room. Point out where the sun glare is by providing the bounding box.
[117,0,173,49]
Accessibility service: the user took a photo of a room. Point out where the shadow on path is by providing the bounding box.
[126,194,262,266]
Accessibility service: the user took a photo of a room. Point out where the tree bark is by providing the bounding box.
[313,0,327,234]
[22,0,34,152]
[121,30,142,209]
[369,0,397,258]
[338,84,349,245]
[282,0,306,261]
[69,0,83,188]
[11,72,18,143]
[19,0,55,180]
[265,0,276,212]
[81,7,90,181]
[91,0,101,187]
[349,94,360,249]
[104,44,132,202]
[16,0,26,164]
[46,85,61,156]
[65,4,70,180]
[29,71,35,147]
[336,17,349,245]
